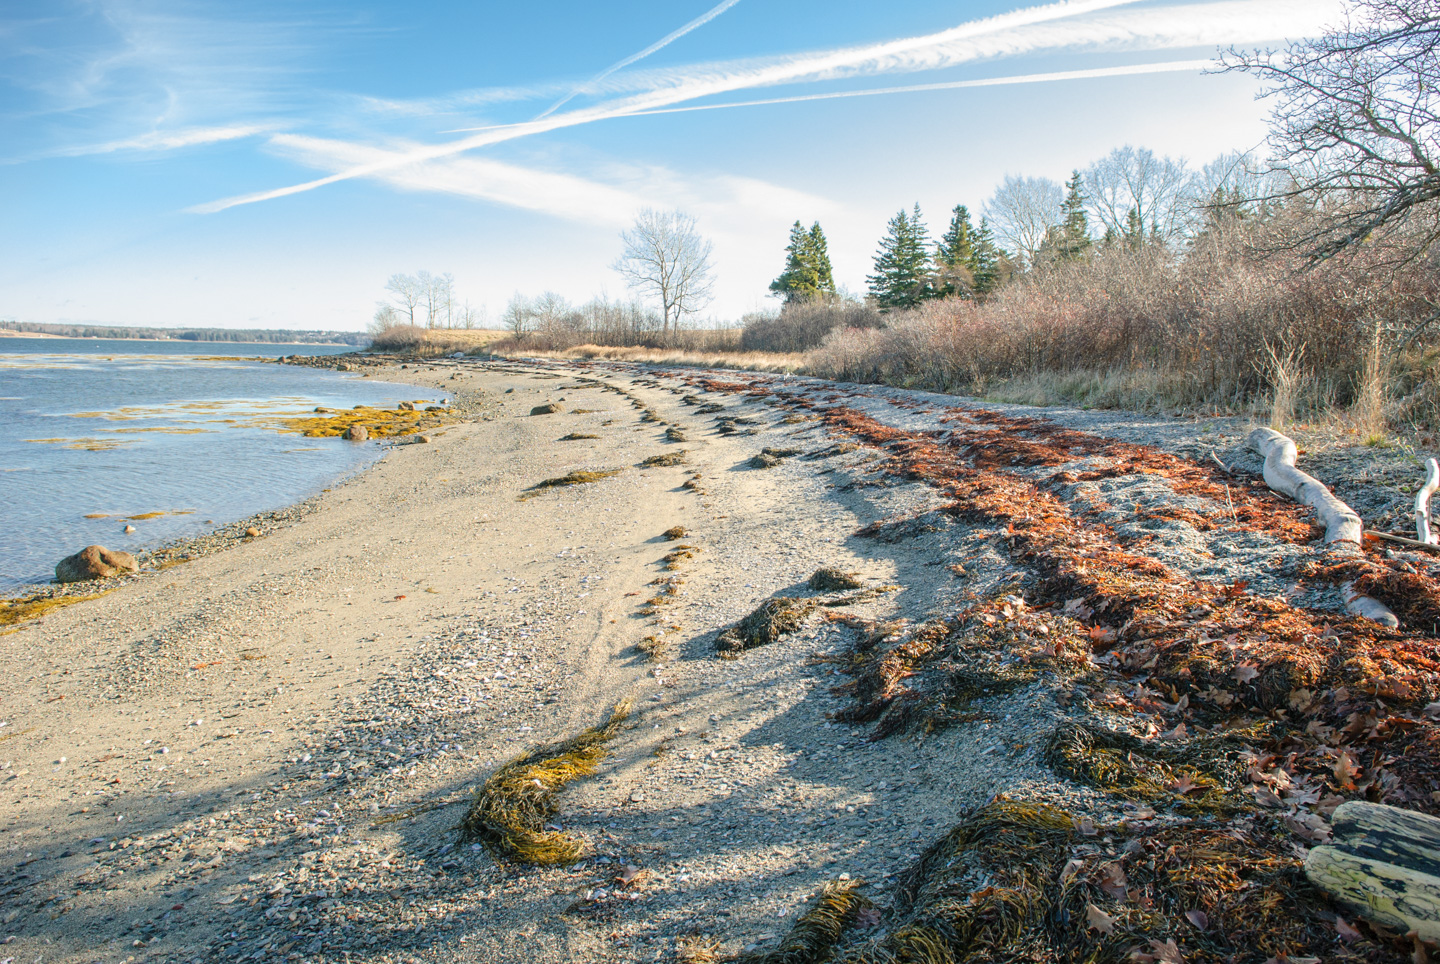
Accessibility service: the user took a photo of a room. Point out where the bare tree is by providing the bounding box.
[503,294,533,338]
[614,209,715,334]
[369,303,400,335]
[384,274,422,325]
[983,175,1062,269]
[1224,0,1440,263]
[1083,146,1195,245]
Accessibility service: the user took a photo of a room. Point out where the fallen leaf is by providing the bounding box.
[1161,722,1188,740]
[615,864,643,888]
[1098,861,1128,900]
[1335,917,1362,942]
[1061,858,1085,883]
[1169,773,1201,796]
[1085,903,1116,934]
[1184,909,1209,930]
[855,906,882,930]
[1132,938,1185,963]
[394,594,407,601]
[1234,663,1260,684]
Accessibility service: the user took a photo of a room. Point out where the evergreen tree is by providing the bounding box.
[770,220,837,302]
[1058,170,1091,260]
[807,222,835,294]
[934,204,976,298]
[970,218,1004,298]
[867,204,933,309]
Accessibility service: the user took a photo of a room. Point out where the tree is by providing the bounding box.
[984,175,1062,269]
[970,218,1007,297]
[935,205,977,298]
[384,273,422,325]
[770,221,836,302]
[1059,170,1092,259]
[868,204,933,309]
[1224,0,1440,262]
[1083,146,1194,247]
[614,209,715,334]
[369,303,400,335]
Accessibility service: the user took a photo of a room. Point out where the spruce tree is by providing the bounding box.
[807,222,835,295]
[867,204,933,309]
[771,220,837,302]
[970,218,1003,298]
[934,204,976,298]
[1059,171,1091,260]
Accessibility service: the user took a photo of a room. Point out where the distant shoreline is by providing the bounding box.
[0,331,365,346]
[0,324,367,346]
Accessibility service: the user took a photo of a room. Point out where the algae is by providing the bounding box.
[716,597,817,656]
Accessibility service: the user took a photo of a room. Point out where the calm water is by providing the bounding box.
[0,338,438,590]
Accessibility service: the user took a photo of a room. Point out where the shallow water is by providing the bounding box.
[0,338,437,590]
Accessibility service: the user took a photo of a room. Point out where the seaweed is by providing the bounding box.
[641,451,688,468]
[458,701,631,864]
[717,597,818,656]
[560,433,600,441]
[809,568,864,592]
[734,880,876,964]
[666,427,689,443]
[0,589,114,629]
[663,526,688,540]
[525,469,623,495]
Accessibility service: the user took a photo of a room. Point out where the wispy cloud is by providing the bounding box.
[535,0,744,120]
[194,0,1341,215]
[29,124,273,160]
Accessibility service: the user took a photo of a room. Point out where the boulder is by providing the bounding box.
[56,545,138,583]
[398,401,415,411]
[530,402,562,416]
[343,424,369,441]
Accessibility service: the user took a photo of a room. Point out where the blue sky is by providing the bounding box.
[1,0,1342,330]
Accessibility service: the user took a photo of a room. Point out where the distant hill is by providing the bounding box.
[0,322,369,345]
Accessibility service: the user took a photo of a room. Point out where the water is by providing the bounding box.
[0,338,438,590]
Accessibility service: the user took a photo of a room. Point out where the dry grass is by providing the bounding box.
[459,701,631,864]
[368,326,507,355]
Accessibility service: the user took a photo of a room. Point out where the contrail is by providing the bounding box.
[607,60,1216,118]
[534,0,744,120]
[194,0,1308,214]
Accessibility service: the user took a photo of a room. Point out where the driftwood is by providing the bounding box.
[1305,800,1440,941]
[1247,428,1399,627]
[1364,529,1440,556]
[1416,457,1440,546]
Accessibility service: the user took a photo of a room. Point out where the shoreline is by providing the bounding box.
[2,357,1436,963]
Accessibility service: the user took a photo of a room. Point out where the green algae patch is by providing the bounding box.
[459,701,631,864]
[0,589,115,629]
[280,406,440,439]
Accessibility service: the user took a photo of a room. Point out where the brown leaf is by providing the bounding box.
[1415,935,1431,964]
[1134,938,1184,963]
[1335,917,1362,942]
[1161,722,1188,740]
[1185,909,1209,930]
[1169,773,1201,796]
[854,906,882,930]
[1078,815,1098,836]
[1234,663,1260,684]
[615,864,643,888]
[1098,861,1128,900]
[1061,858,1085,883]
[1085,902,1116,935]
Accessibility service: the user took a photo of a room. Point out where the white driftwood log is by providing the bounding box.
[1305,800,1440,942]
[1247,428,1399,627]
[1415,457,1440,546]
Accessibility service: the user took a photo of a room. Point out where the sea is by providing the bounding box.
[0,338,439,591]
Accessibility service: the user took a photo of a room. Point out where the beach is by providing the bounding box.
[4,357,1438,964]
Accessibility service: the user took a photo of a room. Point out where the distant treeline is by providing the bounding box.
[0,321,368,345]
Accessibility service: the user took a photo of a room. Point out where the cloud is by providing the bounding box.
[195,0,1341,214]
[34,124,272,160]
[535,0,744,120]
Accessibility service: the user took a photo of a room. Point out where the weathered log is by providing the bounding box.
[1247,428,1399,628]
[1305,801,1440,941]
[1364,530,1440,556]
[1415,457,1440,546]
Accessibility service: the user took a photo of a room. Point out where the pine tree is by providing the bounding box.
[1059,170,1091,260]
[970,218,1003,298]
[934,205,976,298]
[770,220,837,302]
[807,222,835,295]
[867,204,933,309]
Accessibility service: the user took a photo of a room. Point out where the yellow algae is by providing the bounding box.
[278,406,449,439]
[105,427,214,435]
[124,510,194,521]
[83,513,110,519]
[25,437,135,451]
[0,590,115,628]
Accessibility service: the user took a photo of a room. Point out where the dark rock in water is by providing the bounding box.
[531,402,562,415]
[343,424,369,441]
[56,545,138,583]
[398,401,415,411]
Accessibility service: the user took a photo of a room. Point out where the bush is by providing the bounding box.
[739,296,882,353]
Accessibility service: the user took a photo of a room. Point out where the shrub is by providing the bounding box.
[739,296,882,353]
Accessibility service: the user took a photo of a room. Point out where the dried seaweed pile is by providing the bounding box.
[733,880,876,964]
[459,701,630,864]
[833,800,1390,964]
[716,597,818,657]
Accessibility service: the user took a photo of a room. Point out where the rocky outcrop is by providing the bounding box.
[343,425,369,441]
[55,545,138,583]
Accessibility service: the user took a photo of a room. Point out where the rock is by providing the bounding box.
[343,425,369,442]
[415,435,432,444]
[398,401,415,411]
[314,407,330,413]
[530,403,562,416]
[424,405,444,413]
[123,525,136,533]
[56,545,139,583]
[245,527,261,538]
[451,351,465,359]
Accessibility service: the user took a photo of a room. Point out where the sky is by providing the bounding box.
[0,0,1346,331]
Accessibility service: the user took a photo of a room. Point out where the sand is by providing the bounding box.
[3,357,1437,964]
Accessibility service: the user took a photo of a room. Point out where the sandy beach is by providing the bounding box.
[5,357,1439,964]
